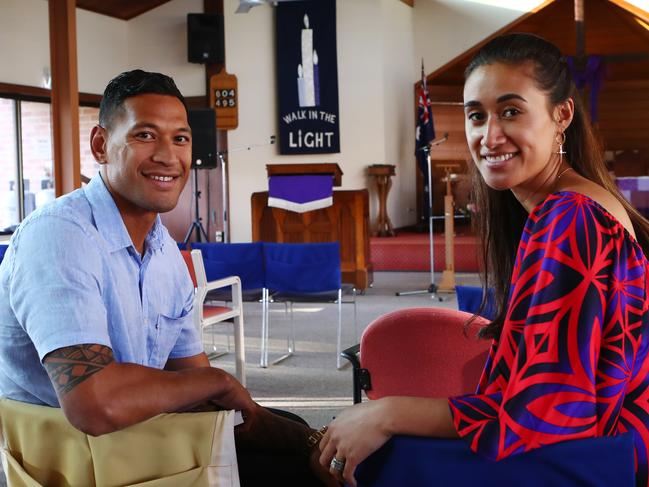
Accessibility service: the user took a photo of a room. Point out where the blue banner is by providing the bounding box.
[276,0,340,154]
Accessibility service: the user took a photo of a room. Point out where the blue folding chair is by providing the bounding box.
[456,285,496,320]
[0,244,7,264]
[262,242,354,369]
[191,242,265,302]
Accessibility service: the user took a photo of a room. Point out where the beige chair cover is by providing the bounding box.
[0,398,240,487]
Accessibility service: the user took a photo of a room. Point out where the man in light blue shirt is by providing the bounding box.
[0,69,256,427]
[0,70,333,486]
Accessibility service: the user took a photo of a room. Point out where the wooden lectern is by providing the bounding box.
[251,163,373,290]
[436,163,460,292]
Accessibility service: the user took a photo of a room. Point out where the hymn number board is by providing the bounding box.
[209,71,239,130]
[215,89,235,108]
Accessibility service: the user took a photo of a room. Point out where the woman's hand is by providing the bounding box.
[318,399,394,487]
[309,445,343,486]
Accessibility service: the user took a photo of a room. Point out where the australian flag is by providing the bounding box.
[416,61,435,220]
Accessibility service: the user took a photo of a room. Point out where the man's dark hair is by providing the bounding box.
[98,69,188,128]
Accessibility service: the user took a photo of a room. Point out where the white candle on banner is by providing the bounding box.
[297,64,307,106]
[301,13,315,106]
[313,49,320,106]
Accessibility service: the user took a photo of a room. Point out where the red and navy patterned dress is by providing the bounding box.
[449,191,649,486]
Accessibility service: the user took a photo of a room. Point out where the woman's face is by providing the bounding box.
[463,62,561,198]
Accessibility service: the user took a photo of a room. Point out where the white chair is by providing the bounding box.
[181,249,246,386]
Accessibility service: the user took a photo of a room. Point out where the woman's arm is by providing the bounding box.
[319,396,457,486]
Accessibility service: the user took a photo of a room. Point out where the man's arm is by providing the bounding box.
[164,352,211,371]
[43,344,254,436]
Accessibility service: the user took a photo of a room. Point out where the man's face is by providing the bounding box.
[93,93,192,218]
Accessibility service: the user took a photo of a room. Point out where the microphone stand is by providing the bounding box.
[396,133,448,299]
[183,159,210,245]
[216,136,276,243]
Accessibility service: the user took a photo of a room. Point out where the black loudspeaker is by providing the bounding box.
[187,13,225,64]
[188,109,217,169]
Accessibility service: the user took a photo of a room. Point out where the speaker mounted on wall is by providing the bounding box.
[187,13,225,64]
[188,109,218,169]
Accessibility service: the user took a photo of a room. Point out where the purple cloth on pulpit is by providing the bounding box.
[268,175,334,213]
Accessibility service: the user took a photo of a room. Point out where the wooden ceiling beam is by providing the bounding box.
[608,0,649,24]
[75,0,173,21]
[49,0,81,197]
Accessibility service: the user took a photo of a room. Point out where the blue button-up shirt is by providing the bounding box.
[0,175,202,406]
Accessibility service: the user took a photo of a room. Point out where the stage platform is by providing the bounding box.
[370,231,480,272]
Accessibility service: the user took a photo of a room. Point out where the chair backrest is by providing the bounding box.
[191,242,265,291]
[180,250,197,288]
[177,242,187,251]
[361,307,491,400]
[0,398,240,486]
[456,285,496,320]
[263,242,341,293]
[0,244,7,264]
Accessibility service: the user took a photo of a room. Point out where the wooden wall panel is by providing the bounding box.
[597,80,649,152]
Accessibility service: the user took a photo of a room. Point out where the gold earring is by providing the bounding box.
[556,131,566,157]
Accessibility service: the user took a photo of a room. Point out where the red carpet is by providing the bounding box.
[370,232,480,272]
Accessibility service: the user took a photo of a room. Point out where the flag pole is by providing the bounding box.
[395,140,445,299]
[395,61,444,299]
[426,146,437,294]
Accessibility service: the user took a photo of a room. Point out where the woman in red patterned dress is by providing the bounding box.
[318,33,649,487]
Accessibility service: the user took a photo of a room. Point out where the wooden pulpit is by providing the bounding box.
[251,163,373,290]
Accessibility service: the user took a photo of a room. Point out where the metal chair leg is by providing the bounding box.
[260,288,269,368]
[233,313,246,386]
[205,324,228,361]
[271,300,295,365]
[336,288,343,369]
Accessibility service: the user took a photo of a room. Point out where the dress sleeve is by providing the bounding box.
[448,193,647,460]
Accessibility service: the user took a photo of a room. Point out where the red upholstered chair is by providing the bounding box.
[342,307,490,403]
[181,250,246,386]
[349,308,637,487]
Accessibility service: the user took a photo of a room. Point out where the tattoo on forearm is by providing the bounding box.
[43,344,114,396]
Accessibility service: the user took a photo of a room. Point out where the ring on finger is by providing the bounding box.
[330,457,346,472]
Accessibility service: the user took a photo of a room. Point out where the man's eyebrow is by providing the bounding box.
[463,100,481,109]
[130,122,191,133]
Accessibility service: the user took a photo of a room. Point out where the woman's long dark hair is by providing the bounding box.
[466,33,649,339]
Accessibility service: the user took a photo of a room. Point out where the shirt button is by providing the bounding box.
[155,323,159,329]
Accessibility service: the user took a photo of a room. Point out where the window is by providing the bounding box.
[79,106,100,179]
[21,101,55,222]
[0,92,100,233]
[0,98,18,232]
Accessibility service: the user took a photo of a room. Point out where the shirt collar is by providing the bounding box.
[84,174,165,253]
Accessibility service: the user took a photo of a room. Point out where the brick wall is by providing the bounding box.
[79,106,99,179]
